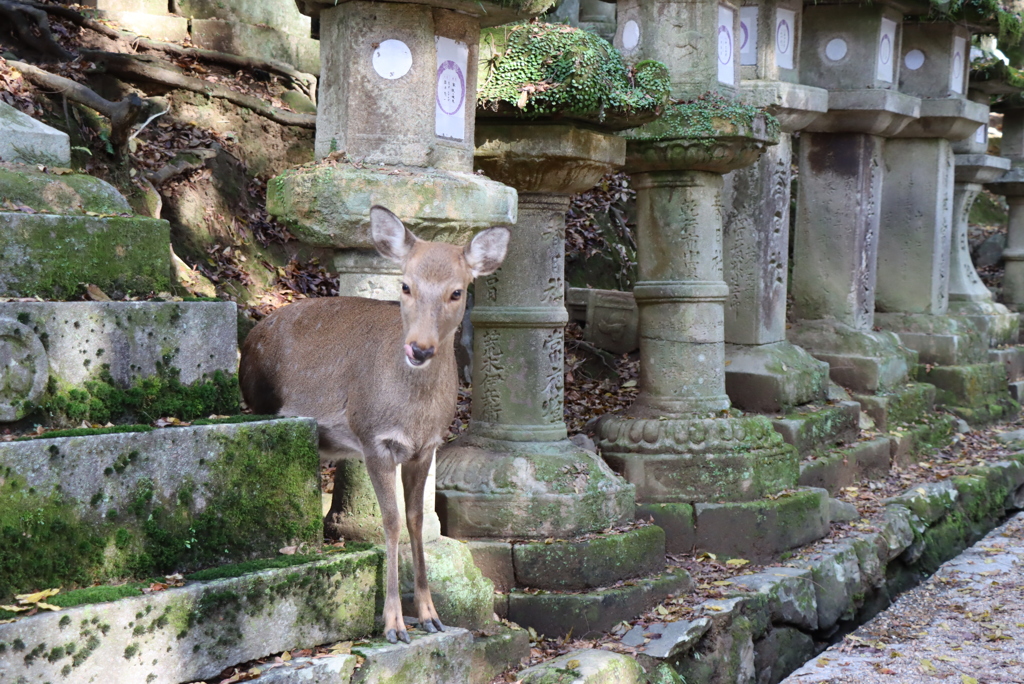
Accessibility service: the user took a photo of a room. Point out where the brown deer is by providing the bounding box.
[239,206,509,644]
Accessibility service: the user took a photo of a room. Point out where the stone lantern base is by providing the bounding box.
[724,342,830,412]
[787,320,917,394]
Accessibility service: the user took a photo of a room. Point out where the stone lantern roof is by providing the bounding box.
[292,0,557,27]
[476,23,670,130]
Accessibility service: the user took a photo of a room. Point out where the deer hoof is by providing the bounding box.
[386,628,411,644]
[423,617,445,633]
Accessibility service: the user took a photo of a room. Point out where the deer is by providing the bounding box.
[239,206,510,645]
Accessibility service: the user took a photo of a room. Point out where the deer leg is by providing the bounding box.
[402,449,444,633]
[365,454,409,644]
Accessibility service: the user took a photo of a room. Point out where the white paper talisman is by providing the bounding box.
[876,18,896,83]
[951,35,966,94]
[435,36,468,141]
[775,8,795,70]
[718,5,736,85]
[739,7,758,66]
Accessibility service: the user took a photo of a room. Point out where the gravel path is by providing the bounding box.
[783,512,1024,684]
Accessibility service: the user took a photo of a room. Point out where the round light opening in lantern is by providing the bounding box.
[824,38,848,61]
[622,20,640,50]
[373,39,412,80]
[904,49,925,71]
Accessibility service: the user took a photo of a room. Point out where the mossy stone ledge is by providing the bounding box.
[477,22,669,129]
[623,98,780,173]
[0,418,321,602]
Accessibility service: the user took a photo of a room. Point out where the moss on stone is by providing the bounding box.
[18,425,154,441]
[478,23,668,128]
[186,544,374,582]
[37,365,239,425]
[0,166,132,215]
[0,420,321,602]
[925,0,1022,42]
[625,94,780,144]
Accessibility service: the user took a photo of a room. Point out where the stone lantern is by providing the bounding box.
[436,24,687,637]
[788,0,921,394]
[954,61,1020,347]
[871,20,990,370]
[720,0,831,412]
[591,0,832,562]
[988,96,1024,320]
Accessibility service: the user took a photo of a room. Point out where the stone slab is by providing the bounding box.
[802,90,921,137]
[988,346,1024,381]
[795,540,864,631]
[506,570,691,638]
[739,81,829,133]
[729,566,818,631]
[0,550,379,684]
[192,19,320,75]
[512,525,665,591]
[0,213,171,299]
[0,300,236,391]
[350,628,474,683]
[889,416,956,468]
[0,103,70,165]
[894,97,989,140]
[874,312,989,366]
[724,342,830,412]
[851,382,936,432]
[771,401,861,458]
[466,540,514,593]
[786,321,915,394]
[398,536,494,631]
[0,419,321,598]
[0,164,131,214]
[917,362,1019,425]
[177,0,312,38]
[246,654,358,683]
[797,437,892,494]
[518,649,645,684]
[693,488,831,562]
[637,502,696,555]
[267,163,517,249]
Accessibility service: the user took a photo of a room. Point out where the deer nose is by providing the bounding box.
[406,342,435,365]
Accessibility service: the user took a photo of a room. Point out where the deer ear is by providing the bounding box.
[370,206,417,262]
[464,226,510,278]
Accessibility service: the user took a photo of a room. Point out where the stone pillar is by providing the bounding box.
[990,107,1024,314]
[870,20,990,366]
[787,0,922,393]
[436,125,635,540]
[721,0,831,412]
[578,0,616,40]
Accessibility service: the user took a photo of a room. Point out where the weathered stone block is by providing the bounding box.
[83,10,190,41]
[506,570,691,638]
[468,624,531,682]
[0,550,379,684]
[797,437,891,494]
[637,502,696,554]
[177,0,312,38]
[772,401,861,457]
[798,540,863,630]
[694,488,830,562]
[753,626,817,684]
[0,103,70,165]
[512,526,665,591]
[192,19,320,75]
[519,649,645,684]
[730,566,818,631]
[351,627,474,683]
[988,346,1024,382]
[787,320,915,393]
[877,504,915,561]
[240,654,358,683]
[874,312,989,366]
[851,382,936,431]
[918,362,1012,408]
[400,537,494,630]
[267,163,517,249]
[888,480,958,526]
[0,419,322,599]
[466,540,514,593]
[724,341,830,412]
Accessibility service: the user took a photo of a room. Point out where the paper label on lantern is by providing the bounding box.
[718,5,735,84]
[976,123,987,145]
[622,19,640,51]
[775,8,795,70]
[373,39,412,80]
[951,35,965,94]
[876,18,896,83]
[435,36,468,141]
[739,7,758,66]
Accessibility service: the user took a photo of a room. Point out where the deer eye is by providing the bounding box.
[401,282,410,295]
[451,289,462,301]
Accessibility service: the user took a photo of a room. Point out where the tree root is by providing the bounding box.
[0,0,74,61]
[8,58,147,158]
[147,147,218,186]
[83,50,316,129]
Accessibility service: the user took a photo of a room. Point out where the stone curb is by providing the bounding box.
[0,550,380,684]
[597,455,1024,683]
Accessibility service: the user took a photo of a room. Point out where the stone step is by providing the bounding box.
[771,401,861,458]
[0,550,380,684]
[988,345,1024,381]
[917,362,1020,424]
[0,418,321,600]
[176,0,313,40]
[191,19,320,76]
[0,165,171,299]
[467,525,666,593]
[851,381,936,432]
[248,625,528,684]
[82,9,190,42]
[638,487,831,561]
[502,569,692,639]
[0,102,69,165]
[798,436,891,495]
[0,300,237,423]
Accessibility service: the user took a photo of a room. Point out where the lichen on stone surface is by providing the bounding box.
[625,94,780,143]
[925,0,1022,43]
[477,23,669,129]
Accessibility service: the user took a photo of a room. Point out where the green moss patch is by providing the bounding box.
[186,543,375,582]
[0,420,321,603]
[17,425,154,441]
[38,366,239,425]
[925,0,1022,43]
[625,95,780,143]
[478,23,668,129]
